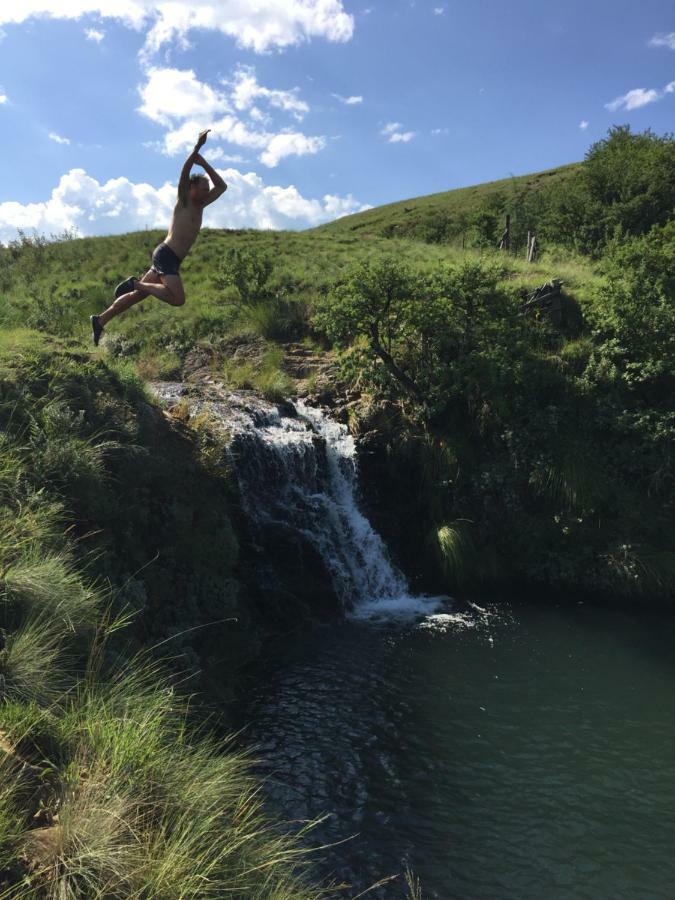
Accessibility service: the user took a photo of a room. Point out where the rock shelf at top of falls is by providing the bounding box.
[150,380,445,622]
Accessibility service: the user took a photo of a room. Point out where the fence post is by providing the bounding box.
[527,233,538,263]
[499,214,511,251]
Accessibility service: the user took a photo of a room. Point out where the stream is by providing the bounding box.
[154,383,675,898]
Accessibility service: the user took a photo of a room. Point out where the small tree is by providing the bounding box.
[214,247,274,306]
[314,257,424,400]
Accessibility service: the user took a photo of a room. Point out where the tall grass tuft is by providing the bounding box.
[435,520,476,587]
[0,616,69,705]
[5,660,324,899]
[2,551,100,632]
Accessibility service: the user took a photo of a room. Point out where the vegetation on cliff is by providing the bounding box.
[0,333,328,896]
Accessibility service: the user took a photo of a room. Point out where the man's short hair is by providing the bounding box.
[190,173,209,186]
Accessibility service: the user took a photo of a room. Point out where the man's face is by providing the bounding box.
[190,177,210,204]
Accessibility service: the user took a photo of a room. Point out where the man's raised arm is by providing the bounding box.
[195,154,228,206]
[177,130,210,204]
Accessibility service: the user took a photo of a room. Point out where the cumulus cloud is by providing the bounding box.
[84,27,104,41]
[0,1,354,57]
[49,132,71,145]
[205,148,248,163]
[388,131,415,143]
[332,93,363,105]
[433,7,445,15]
[138,66,324,168]
[0,167,369,243]
[605,80,675,111]
[649,32,675,50]
[579,120,589,130]
[138,66,230,126]
[605,87,660,111]
[228,66,308,121]
[259,132,325,167]
[0,90,7,104]
[431,127,448,135]
[381,122,415,143]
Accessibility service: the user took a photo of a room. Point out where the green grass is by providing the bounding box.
[312,162,581,239]
[1,661,325,898]
[0,181,600,374]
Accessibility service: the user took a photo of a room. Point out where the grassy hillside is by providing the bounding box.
[0,218,599,380]
[313,162,581,240]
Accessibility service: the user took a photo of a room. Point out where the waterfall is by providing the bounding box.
[154,384,442,620]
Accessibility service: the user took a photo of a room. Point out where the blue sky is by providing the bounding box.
[0,0,672,241]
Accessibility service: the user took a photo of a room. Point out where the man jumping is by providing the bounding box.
[90,129,227,345]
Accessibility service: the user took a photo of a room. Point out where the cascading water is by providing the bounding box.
[154,384,442,619]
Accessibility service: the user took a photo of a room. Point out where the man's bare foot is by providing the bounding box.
[90,315,104,346]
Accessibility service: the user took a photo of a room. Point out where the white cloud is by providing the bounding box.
[49,132,71,145]
[205,148,248,163]
[431,127,448,135]
[138,66,230,126]
[85,27,104,41]
[0,167,369,243]
[0,90,7,104]
[433,6,445,14]
[332,93,363,105]
[381,122,415,143]
[259,132,325,167]
[605,87,660,111]
[649,32,675,50]
[227,65,308,121]
[0,2,354,57]
[138,67,324,168]
[605,81,674,111]
[156,116,326,167]
[388,130,415,143]
[579,120,589,130]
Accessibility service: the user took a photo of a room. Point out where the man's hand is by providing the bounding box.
[194,129,210,151]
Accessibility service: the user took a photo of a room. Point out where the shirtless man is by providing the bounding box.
[90,129,226,345]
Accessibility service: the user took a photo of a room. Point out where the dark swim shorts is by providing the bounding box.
[151,242,182,276]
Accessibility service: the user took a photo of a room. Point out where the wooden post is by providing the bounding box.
[526,231,531,259]
[527,233,538,263]
[499,214,511,252]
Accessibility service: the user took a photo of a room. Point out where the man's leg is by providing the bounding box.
[98,269,160,327]
[133,274,185,307]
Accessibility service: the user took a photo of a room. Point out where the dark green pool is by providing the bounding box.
[241,599,675,898]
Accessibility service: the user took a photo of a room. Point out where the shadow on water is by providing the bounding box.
[236,599,675,899]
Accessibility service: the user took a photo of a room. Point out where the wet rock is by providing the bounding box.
[276,399,297,419]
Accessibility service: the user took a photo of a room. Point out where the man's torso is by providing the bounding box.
[165,200,203,261]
